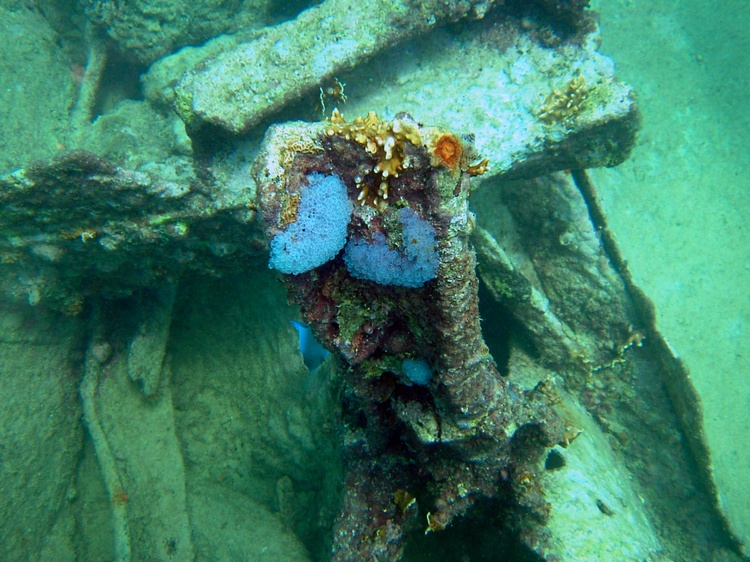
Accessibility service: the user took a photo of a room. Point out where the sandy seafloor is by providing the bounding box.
[589,0,750,546]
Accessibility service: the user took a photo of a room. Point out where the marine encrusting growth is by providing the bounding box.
[268,172,352,275]
[254,112,565,560]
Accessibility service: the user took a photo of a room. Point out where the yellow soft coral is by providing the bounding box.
[325,109,421,210]
[538,75,588,124]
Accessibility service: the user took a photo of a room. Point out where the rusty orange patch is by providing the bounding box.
[432,133,462,170]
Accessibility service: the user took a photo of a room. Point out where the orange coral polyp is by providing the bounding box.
[433,134,462,170]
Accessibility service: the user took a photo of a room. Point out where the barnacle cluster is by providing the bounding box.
[326,108,421,210]
[466,158,489,176]
[319,77,347,115]
[393,489,416,516]
[278,193,301,227]
[279,135,323,168]
[538,75,588,124]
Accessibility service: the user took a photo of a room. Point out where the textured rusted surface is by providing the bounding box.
[253,117,564,560]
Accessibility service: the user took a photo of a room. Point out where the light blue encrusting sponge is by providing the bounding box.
[269,173,353,274]
[401,358,433,386]
[343,207,439,288]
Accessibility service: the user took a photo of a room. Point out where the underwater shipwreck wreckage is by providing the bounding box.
[0,0,744,561]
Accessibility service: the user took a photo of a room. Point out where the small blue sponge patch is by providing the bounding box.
[343,207,439,288]
[401,358,433,386]
[269,173,353,274]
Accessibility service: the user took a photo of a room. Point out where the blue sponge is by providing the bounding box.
[269,173,352,274]
[401,358,433,386]
[343,207,439,287]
